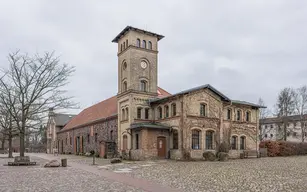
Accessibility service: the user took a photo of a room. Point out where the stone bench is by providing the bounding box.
[243,150,260,158]
[7,156,36,166]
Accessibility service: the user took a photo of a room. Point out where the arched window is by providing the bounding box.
[125,108,129,120]
[123,135,128,150]
[121,108,125,120]
[145,108,149,119]
[173,130,178,149]
[123,62,127,70]
[171,103,176,116]
[136,38,140,47]
[246,111,250,122]
[231,136,238,150]
[205,130,214,150]
[126,39,128,48]
[157,107,162,119]
[200,103,207,116]
[164,105,169,118]
[137,107,142,119]
[120,44,123,51]
[227,109,232,120]
[237,110,241,121]
[148,41,152,50]
[140,80,147,92]
[192,129,201,149]
[123,81,127,92]
[142,40,146,48]
[123,42,125,49]
[240,136,246,150]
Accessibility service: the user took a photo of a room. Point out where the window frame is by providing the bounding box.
[240,136,246,150]
[142,40,146,48]
[191,129,201,149]
[87,134,90,144]
[140,80,147,92]
[137,107,142,119]
[164,105,169,118]
[246,111,250,122]
[95,133,98,143]
[227,108,232,120]
[157,107,162,119]
[136,38,140,47]
[148,41,152,49]
[145,108,149,119]
[237,110,242,121]
[171,103,176,116]
[205,130,214,150]
[200,103,207,116]
[231,135,238,150]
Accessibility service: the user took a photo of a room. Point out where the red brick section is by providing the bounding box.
[61,87,171,132]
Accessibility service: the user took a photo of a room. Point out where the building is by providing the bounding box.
[260,115,307,142]
[56,26,264,159]
[46,108,75,153]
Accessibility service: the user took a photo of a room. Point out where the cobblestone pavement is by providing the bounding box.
[0,154,144,192]
[103,156,307,192]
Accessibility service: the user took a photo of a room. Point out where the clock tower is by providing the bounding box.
[112,26,164,152]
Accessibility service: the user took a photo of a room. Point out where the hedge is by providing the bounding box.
[259,140,307,157]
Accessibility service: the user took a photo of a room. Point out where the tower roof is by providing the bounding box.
[112,26,164,43]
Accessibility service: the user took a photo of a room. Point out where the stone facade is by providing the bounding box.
[54,26,262,161]
[57,116,117,157]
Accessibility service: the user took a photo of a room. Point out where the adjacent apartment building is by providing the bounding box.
[260,115,307,142]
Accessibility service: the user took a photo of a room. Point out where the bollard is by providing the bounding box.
[61,158,67,167]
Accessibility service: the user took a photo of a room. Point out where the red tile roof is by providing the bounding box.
[61,87,171,132]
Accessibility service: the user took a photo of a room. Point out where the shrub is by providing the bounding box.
[203,151,216,161]
[217,152,229,161]
[217,142,230,153]
[259,141,307,157]
[90,150,95,156]
[183,150,191,161]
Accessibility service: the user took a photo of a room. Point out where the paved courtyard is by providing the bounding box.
[1,154,307,192]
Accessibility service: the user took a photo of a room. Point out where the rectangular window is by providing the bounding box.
[137,108,142,119]
[158,107,162,119]
[110,130,113,140]
[172,104,176,116]
[246,112,250,122]
[145,108,149,119]
[95,133,98,143]
[87,134,90,144]
[164,106,169,118]
[200,104,206,116]
[227,109,231,120]
[192,130,200,149]
[135,134,139,149]
[231,136,237,150]
[237,110,241,121]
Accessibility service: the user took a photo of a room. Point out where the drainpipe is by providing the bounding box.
[180,98,184,153]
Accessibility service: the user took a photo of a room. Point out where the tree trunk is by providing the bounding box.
[1,136,5,149]
[8,135,13,158]
[19,130,25,157]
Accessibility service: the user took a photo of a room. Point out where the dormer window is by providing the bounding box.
[142,40,146,48]
[136,39,140,47]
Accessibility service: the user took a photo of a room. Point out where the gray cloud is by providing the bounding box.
[1,0,307,115]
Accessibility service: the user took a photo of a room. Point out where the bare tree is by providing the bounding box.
[275,87,296,141]
[0,108,19,157]
[0,51,76,157]
[293,85,307,142]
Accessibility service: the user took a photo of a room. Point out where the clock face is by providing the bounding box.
[140,61,147,69]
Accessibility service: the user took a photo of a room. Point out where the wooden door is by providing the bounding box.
[157,137,166,158]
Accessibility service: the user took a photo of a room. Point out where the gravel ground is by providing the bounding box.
[106,156,307,192]
[0,155,143,192]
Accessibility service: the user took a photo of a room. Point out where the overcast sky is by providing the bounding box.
[1,0,306,116]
